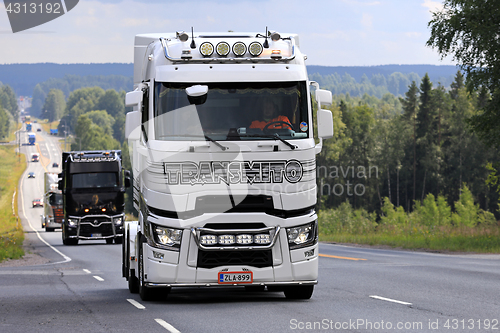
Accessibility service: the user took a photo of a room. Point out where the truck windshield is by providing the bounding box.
[49,193,63,205]
[71,173,118,189]
[154,81,309,141]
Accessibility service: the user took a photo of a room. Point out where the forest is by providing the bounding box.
[318,71,499,216]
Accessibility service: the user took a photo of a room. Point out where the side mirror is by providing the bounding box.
[317,109,334,139]
[125,111,141,141]
[316,89,332,107]
[125,90,143,108]
[124,170,131,188]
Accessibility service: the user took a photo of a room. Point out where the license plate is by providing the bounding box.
[91,233,102,238]
[218,271,253,284]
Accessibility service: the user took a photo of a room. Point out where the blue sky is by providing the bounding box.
[0,0,454,66]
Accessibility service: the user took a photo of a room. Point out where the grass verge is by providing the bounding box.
[319,207,500,253]
[0,145,26,262]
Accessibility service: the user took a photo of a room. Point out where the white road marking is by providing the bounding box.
[155,319,181,333]
[127,299,145,310]
[369,295,412,306]
[93,275,104,282]
[20,174,71,265]
[83,269,91,274]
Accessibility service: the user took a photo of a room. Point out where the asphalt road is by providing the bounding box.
[1,125,499,333]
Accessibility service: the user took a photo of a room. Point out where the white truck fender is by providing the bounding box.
[126,221,139,272]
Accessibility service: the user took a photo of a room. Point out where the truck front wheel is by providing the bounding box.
[128,269,139,294]
[283,285,314,300]
[62,225,78,245]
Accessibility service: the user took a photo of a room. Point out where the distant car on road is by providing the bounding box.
[37,128,41,132]
[32,199,43,208]
[28,172,35,178]
[52,162,59,168]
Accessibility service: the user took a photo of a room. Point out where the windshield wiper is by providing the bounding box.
[241,133,297,150]
[204,135,227,151]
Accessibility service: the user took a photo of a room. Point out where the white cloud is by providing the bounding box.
[120,18,149,27]
[405,32,422,39]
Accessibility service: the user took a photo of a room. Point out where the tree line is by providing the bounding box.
[309,70,456,99]
[30,74,133,118]
[318,71,500,218]
[0,84,18,139]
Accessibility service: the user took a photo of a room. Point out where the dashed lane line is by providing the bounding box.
[127,299,145,310]
[155,319,181,333]
[93,275,104,282]
[20,171,71,265]
[370,295,412,306]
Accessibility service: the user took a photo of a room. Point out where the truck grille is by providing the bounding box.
[79,223,114,237]
[197,249,273,269]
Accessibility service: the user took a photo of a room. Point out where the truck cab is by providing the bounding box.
[123,29,334,300]
[59,150,130,245]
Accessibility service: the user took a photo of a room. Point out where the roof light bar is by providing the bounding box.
[160,35,296,63]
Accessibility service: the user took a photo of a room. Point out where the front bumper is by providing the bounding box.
[141,215,319,287]
[44,219,62,229]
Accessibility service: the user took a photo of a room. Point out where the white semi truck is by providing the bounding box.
[41,172,64,232]
[123,29,334,301]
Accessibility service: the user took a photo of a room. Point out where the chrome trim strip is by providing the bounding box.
[68,213,124,239]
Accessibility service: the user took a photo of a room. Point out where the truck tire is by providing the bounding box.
[114,237,123,244]
[62,225,78,245]
[106,238,114,244]
[283,285,314,300]
[46,228,54,232]
[128,270,139,294]
[125,230,139,293]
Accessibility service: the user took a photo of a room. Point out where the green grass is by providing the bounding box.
[320,218,500,253]
[0,145,26,262]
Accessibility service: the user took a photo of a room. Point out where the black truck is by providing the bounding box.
[58,150,130,245]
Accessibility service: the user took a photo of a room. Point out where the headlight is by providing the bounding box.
[286,221,317,250]
[152,224,182,249]
[112,216,124,225]
[67,219,78,227]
